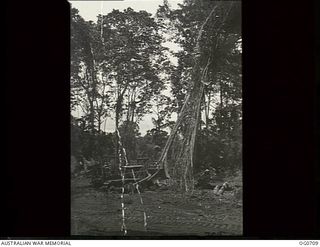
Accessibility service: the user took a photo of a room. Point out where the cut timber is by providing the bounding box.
[123,165,144,169]
[104,178,136,184]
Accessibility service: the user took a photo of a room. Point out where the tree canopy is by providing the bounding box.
[71,1,242,191]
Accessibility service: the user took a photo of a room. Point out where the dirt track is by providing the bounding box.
[71,176,242,236]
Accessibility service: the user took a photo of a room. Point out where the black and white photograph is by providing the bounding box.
[70,0,242,236]
[4,0,319,242]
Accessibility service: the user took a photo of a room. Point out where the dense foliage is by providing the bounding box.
[71,0,242,184]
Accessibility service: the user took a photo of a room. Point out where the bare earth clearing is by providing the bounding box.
[71,176,242,236]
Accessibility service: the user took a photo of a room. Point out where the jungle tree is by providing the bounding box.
[152,0,242,191]
[98,8,169,160]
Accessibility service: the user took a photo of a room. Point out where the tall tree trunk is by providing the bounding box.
[88,99,95,158]
[220,80,224,108]
[115,96,121,168]
[97,115,101,133]
[154,5,219,192]
[114,83,129,168]
[205,91,211,129]
[131,107,135,123]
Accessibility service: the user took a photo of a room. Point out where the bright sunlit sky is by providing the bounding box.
[69,0,183,21]
[69,0,183,135]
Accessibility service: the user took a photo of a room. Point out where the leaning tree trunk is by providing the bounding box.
[156,5,219,192]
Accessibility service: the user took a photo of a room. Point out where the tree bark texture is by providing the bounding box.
[155,5,218,192]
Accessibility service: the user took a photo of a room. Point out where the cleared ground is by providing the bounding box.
[71,176,242,236]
